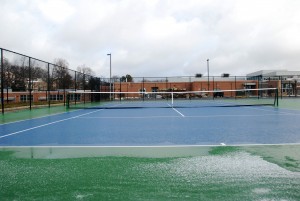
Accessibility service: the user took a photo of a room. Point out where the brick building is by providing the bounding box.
[247,70,300,96]
[2,70,300,105]
[113,77,259,99]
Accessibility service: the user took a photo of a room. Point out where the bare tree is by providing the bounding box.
[3,58,12,89]
[77,65,96,90]
[51,58,73,90]
[10,56,28,91]
[54,58,69,68]
[77,64,95,76]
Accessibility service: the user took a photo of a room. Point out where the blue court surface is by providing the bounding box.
[1,102,300,146]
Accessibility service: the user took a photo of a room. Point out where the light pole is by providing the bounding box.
[107,53,112,100]
[207,59,210,92]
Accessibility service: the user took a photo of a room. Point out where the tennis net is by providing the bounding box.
[66,88,279,109]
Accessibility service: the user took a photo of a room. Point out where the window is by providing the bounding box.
[139,88,146,94]
[20,95,33,102]
[151,87,158,92]
[50,94,65,101]
[69,94,81,101]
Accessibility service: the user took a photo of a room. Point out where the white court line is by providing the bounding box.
[0,109,103,139]
[185,113,300,118]
[167,104,185,117]
[1,143,300,148]
[76,113,300,119]
[172,107,185,117]
[78,116,181,119]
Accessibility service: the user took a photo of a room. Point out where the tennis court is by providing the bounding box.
[1,97,300,200]
[0,91,298,146]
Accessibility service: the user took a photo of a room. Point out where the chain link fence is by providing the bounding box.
[0,48,102,113]
[1,48,299,113]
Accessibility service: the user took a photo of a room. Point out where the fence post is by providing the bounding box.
[47,63,50,107]
[1,48,4,114]
[83,73,86,104]
[29,57,32,110]
[75,71,77,105]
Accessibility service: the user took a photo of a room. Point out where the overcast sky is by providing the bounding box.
[1,0,300,78]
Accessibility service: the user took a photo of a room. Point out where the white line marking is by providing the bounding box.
[0,109,103,139]
[78,116,181,119]
[186,113,300,118]
[167,104,185,117]
[76,112,300,119]
[172,108,185,117]
[1,143,300,148]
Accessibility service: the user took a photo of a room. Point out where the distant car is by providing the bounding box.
[213,91,224,98]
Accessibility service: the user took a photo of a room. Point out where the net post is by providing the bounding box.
[171,92,174,107]
[119,78,122,102]
[142,77,145,101]
[212,76,215,100]
[234,76,237,100]
[66,92,70,109]
[276,88,279,107]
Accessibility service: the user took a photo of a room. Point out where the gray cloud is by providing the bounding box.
[1,0,300,78]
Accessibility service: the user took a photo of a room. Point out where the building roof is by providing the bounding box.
[166,77,247,82]
[247,70,300,77]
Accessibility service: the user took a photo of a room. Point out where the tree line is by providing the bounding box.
[2,54,136,93]
[2,57,99,92]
